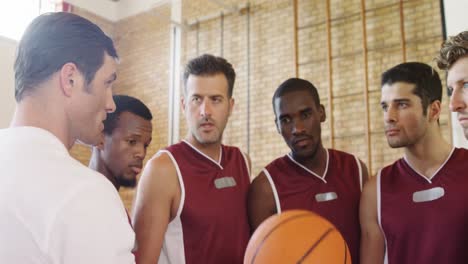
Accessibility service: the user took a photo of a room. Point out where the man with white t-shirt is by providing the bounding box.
[0,12,135,263]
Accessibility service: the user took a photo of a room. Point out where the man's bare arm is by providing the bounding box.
[132,153,179,264]
[247,171,277,232]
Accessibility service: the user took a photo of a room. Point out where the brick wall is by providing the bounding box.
[69,4,171,210]
[70,0,446,209]
[113,4,172,209]
[181,0,446,176]
[182,0,295,178]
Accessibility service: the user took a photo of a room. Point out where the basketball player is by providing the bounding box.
[0,13,135,263]
[360,62,468,264]
[248,78,368,263]
[132,54,251,264]
[89,95,153,191]
[436,31,468,139]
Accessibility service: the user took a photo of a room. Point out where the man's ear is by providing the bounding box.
[428,100,442,122]
[228,98,235,116]
[59,62,80,97]
[319,104,326,122]
[181,97,186,114]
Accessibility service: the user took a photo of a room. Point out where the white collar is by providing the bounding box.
[403,147,455,184]
[287,149,329,183]
[182,139,224,169]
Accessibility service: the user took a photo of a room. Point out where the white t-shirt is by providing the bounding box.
[0,126,135,264]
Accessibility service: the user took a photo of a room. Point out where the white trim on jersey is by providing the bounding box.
[354,155,363,191]
[263,169,282,214]
[182,139,223,169]
[376,169,389,264]
[160,150,186,218]
[157,150,187,264]
[240,151,251,180]
[403,147,455,184]
[286,149,329,183]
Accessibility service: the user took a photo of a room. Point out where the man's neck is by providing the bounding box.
[404,131,452,179]
[185,136,222,162]
[11,94,75,150]
[293,145,327,177]
[89,149,120,190]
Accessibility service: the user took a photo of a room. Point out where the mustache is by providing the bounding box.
[128,162,143,168]
[198,117,215,125]
[291,135,312,144]
[384,125,398,131]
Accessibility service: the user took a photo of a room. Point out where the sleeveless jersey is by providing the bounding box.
[378,147,468,264]
[126,210,138,260]
[264,149,363,263]
[158,140,251,264]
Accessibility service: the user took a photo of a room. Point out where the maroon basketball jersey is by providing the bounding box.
[264,149,363,263]
[158,140,251,264]
[379,147,468,264]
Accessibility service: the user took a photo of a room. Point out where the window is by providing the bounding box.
[0,0,57,41]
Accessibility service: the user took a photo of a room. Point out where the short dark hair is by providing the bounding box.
[436,31,468,70]
[183,54,236,97]
[14,12,118,102]
[381,62,442,115]
[103,95,153,135]
[272,78,321,116]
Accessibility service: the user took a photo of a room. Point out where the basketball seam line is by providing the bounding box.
[250,213,313,264]
[297,227,335,263]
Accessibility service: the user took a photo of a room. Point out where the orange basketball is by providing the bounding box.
[244,210,351,264]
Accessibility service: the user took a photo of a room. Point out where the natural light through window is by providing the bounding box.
[0,0,57,41]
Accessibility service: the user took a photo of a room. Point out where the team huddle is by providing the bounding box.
[1,11,468,264]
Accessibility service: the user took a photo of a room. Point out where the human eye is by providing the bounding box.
[380,103,388,112]
[105,76,116,88]
[191,96,201,103]
[279,116,291,125]
[398,102,408,109]
[447,86,453,96]
[301,110,312,119]
[212,96,223,103]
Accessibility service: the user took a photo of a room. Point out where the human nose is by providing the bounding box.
[292,118,305,135]
[106,89,116,113]
[449,87,467,113]
[200,100,212,118]
[134,144,145,160]
[384,105,397,124]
